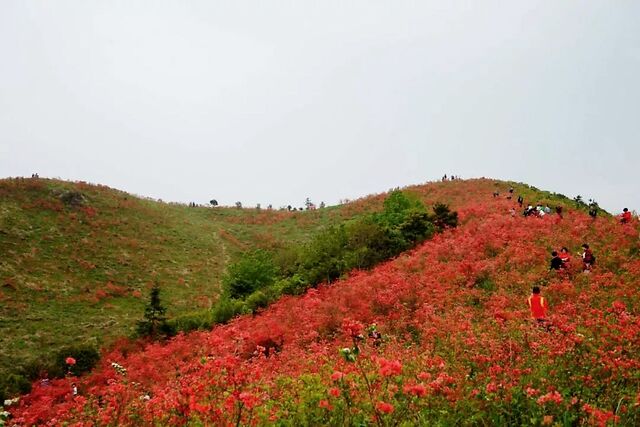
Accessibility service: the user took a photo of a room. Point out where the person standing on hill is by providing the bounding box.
[621,208,632,224]
[580,243,595,272]
[559,247,571,268]
[555,206,563,219]
[507,187,514,200]
[527,286,548,322]
[517,195,524,207]
[550,251,563,271]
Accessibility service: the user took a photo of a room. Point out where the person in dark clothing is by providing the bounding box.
[580,243,595,272]
[550,251,563,270]
[517,196,524,207]
[524,205,538,217]
[555,206,563,219]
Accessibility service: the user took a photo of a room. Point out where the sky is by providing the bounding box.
[1,1,639,212]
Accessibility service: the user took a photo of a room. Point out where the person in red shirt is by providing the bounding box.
[527,286,547,322]
[621,208,632,224]
[559,247,571,269]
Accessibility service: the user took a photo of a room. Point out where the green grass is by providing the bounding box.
[0,178,344,380]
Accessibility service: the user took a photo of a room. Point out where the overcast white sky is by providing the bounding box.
[1,1,638,212]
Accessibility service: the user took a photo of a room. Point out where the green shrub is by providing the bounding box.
[344,218,404,269]
[54,344,101,377]
[167,310,215,333]
[246,290,271,312]
[275,274,308,296]
[18,357,58,381]
[212,297,248,324]
[399,210,435,244]
[223,250,277,298]
[299,226,349,285]
[430,202,458,230]
[379,190,425,227]
[0,373,31,402]
[273,246,302,277]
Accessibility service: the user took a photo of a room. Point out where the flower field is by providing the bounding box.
[7,179,640,426]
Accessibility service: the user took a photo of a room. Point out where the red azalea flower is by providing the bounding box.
[376,401,394,414]
[328,387,341,397]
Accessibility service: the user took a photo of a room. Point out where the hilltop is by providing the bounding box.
[6,178,639,425]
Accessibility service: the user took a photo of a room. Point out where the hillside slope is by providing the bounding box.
[0,178,347,381]
[8,179,639,426]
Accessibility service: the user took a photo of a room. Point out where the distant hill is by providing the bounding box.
[7,177,636,425]
[0,177,347,383]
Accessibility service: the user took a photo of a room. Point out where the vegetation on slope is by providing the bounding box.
[0,177,348,397]
[7,178,638,426]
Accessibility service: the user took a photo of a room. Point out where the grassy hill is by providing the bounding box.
[0,177,350,383]
[6,178,637,425]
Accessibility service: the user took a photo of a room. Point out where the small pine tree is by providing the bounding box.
[430,203,459,231]
[136,284,173,339]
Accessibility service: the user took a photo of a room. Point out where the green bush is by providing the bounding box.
[275,274,308,296]
[379,190,425,227]
[54,344,101,377]
[273,246,302,277]
[167,310,215,333]
[430,202,458,230]
[0,373,32,402]
[223,250,277,298]
[299,225,349,285]
[212,297,248,324]
[18,357,58,381]
[246,290,271,312]
[399,210,436,244]
[344,218,404,269]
